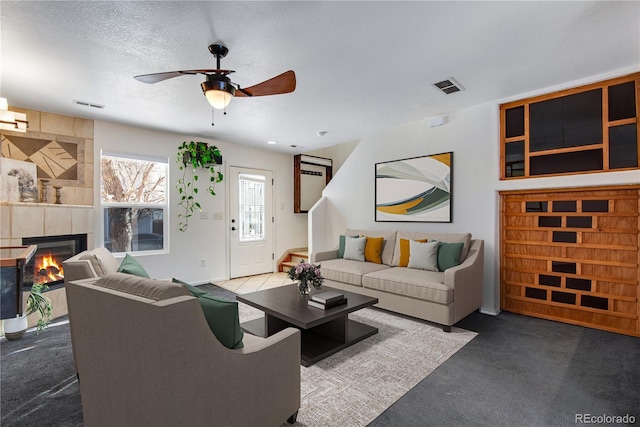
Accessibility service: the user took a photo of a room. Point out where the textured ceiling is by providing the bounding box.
[1,1,639,153]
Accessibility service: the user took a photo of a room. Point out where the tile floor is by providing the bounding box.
[214,272,295,295]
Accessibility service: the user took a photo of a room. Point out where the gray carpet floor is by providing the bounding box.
[370,311,640,427]
[2,284,639,426]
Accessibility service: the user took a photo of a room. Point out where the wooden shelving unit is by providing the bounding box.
[500,72,639,180]
[500,185,640,337]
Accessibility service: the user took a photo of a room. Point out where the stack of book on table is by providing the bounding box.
[308,290,347,309]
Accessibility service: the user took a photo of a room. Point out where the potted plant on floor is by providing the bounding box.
[3,283,53,340]
[176,141,224,232]
[27,283,53,333]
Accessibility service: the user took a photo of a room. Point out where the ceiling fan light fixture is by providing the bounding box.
[201,76,236,110]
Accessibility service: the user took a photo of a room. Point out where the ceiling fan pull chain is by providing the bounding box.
[211,107,215,127]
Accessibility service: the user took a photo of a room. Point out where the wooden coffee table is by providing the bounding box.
[237,285,379,367]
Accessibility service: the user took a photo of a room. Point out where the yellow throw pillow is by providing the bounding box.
[398,238,428,267]
[364,236,384,264]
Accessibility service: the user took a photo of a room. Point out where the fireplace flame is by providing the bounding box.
[35,253,64,284]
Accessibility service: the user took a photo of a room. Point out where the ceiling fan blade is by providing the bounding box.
[234,70,296,97]
[134,69,234,84]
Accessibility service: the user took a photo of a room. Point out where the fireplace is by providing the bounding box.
[21,234,87,289]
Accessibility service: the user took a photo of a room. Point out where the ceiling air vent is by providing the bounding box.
[73,99,105,109]
[433,78,464,95]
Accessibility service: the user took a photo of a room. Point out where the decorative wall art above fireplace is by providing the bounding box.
[375,152,453,223]
[1,108,94,206]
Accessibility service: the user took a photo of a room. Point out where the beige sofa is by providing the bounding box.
[311,228,484,331]
[66,273,301,426]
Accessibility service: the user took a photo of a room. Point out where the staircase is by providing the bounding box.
[279,248,309,272]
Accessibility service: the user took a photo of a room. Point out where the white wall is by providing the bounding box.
[306,139,360,176]
[314,103,499,312]
[312,66,640,315]
[93,121,307,283]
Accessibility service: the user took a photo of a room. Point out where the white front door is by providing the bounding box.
[229,166,274,278]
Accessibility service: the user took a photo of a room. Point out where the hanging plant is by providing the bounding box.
[176,141,223,232]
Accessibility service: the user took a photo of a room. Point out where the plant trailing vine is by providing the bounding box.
[176,141,223,232]
[26,283,53,333]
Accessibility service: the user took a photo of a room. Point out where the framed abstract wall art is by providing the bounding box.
[375,152,452,222]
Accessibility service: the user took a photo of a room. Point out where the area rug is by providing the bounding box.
[234,302,477,427]
[1,284,476,427]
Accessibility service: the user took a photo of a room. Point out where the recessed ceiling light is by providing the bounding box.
[267,141,277,145]
[317,131,328,137]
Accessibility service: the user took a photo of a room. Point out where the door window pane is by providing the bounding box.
[238,174,265,242]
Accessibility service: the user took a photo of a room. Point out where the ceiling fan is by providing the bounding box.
[134,43,296,111]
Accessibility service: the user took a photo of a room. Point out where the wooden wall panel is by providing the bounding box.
[500,185,640,337]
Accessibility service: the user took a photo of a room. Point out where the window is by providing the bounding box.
[500,72,639,179]
[100,151,168,254]
[238,173,266,242]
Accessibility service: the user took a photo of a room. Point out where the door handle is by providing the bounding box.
[231,227,237,231]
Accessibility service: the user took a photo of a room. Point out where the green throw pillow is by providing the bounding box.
[175,279,244,349]
[173,278,208,297]
[437,242,464,272]
[117,253,150,278]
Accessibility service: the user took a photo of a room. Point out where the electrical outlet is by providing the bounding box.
[200,259,206,267]
[200,212,208,220]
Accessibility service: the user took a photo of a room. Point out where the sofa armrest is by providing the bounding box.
[311,249,339,263]
[444,239,484,322]
[234,327,300,355]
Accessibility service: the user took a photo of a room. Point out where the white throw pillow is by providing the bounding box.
[407,240,439,271]
[343,236,367,262]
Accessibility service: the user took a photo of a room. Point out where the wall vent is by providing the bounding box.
[73,99,105,109]
[433,78,464,94]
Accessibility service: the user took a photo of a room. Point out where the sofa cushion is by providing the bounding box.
[321,258,390,286]
[398,238,428,267]
[364,236,384,264]
[346,229,397,266]
[117,253,150,278]
[363,267,452,304]
[174,279,244,350]
[343,236,366,261]
[392,231,471,266]
[96,272,190,301]
[407,240,439,271]
[437,241,464,271]
[338,234,359,258]
[80,247,120,277]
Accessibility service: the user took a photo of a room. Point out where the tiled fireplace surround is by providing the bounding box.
[1,108,95,328]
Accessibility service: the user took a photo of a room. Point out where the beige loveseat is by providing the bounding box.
[66,273,301,426]
[311,228,484,331]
